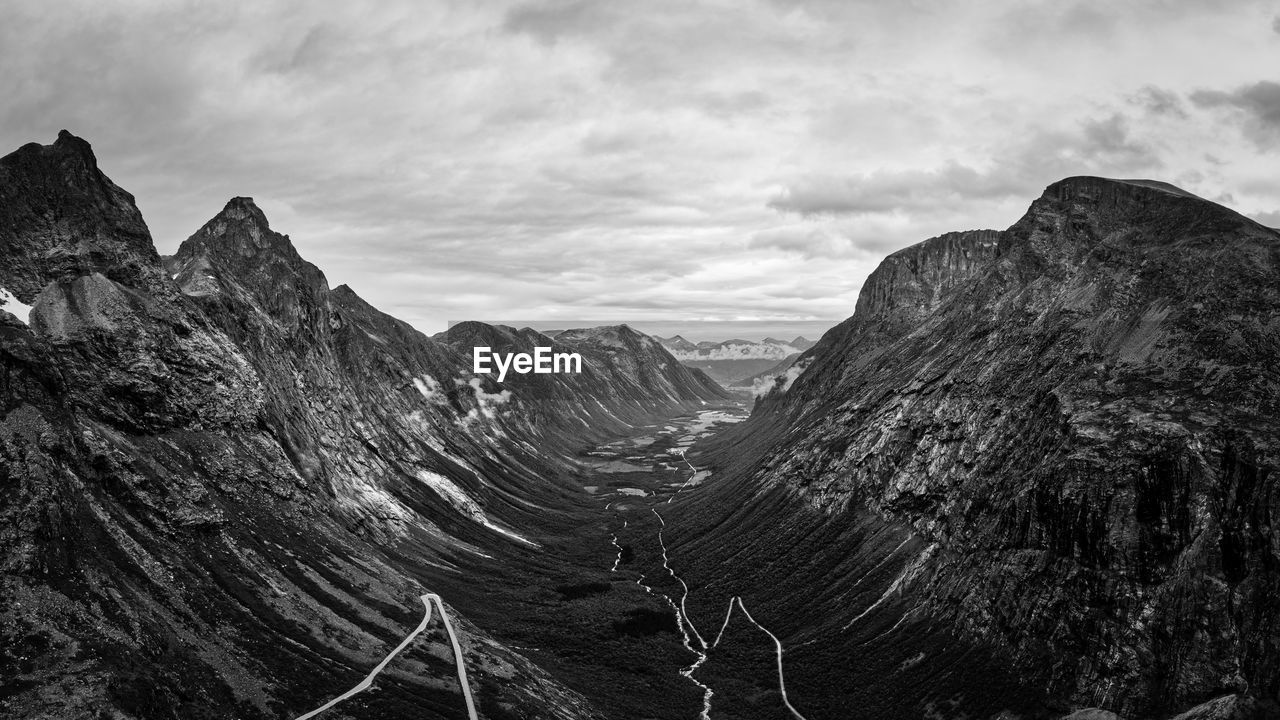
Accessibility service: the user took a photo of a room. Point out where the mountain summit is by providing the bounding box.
[0,130,162,298]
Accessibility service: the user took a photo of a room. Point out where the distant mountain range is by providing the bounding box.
[654,335,815,386]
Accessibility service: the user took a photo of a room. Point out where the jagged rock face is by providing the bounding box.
[0,134,262,434]
[0,130,164,299]
[165,197,330,332]
[852,229,1002,322]
[0,133,721,719]
[690,177,1280,717]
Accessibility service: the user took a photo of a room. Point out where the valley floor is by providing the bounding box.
[283,402,1051,720]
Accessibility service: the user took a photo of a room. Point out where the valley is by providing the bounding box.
[424,405,789,720]
[3,131,1278,720]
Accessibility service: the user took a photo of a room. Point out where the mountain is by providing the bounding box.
[434,322,727,437]
[8,131,1276,720]
[655,334,699,353]
[656,336,813,386]
[664,178,1280,719]
[0,132,728,719]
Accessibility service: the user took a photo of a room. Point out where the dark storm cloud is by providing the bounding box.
[1190,81,1280,149]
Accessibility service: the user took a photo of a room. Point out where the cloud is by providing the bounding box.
[1078,114,1160,164]
[1250,210,1280,228]
[1190,81,1280,149]
[767,162,1022,218]
[1131,86,1187,118]
[768,114,1161,220]
[502,0,607,45]
[0,1,1273,336]
[1273,15,1280,34]
[748,227,857,258]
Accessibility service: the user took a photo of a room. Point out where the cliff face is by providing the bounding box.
[852,228,1003,322]
[0,130,164,299]
[0,133,722,719]
[670,177,1280,718]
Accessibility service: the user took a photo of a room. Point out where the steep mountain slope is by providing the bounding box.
[0,132,725,720]
[666,180,1280,719]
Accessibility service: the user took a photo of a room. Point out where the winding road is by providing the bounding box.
[294,592,478,720]
[639,423,809,720]
[652,509,810,720]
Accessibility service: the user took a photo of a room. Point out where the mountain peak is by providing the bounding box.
[168,195,329,321]
[182,197,290,257]
[1044,176,1211,208]
[217,196,270,227]
[1023,175,1275,249]
[0,131,160,297]
[52,129,96,161]
[202,197,276,242]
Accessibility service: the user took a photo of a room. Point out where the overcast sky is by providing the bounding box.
[3,1,1278,335]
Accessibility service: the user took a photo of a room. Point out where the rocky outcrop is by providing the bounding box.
[669,177,1280,718]
[852,228,1002,322]
[0,130,165,299]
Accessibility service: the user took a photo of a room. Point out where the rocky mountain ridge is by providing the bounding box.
[667,176,1280,718]
[0,132,727,719]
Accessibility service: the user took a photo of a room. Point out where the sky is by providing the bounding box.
[3,1,1279,337]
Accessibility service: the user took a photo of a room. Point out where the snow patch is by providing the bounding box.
[417,469,486,520]
[0,287,33,325]
[456,378,511,420]
[412,374,447,404]
[415,469,538,546]
[341,481,413,524]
